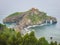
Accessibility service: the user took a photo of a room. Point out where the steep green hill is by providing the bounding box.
[3,8,57,30]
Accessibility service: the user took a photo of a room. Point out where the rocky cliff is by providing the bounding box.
[3,8,57,30]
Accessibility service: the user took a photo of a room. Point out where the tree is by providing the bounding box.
[7,31,22,45]
[0,23,6,30]
[28,31,37,45]
[22,33,29,45]
[54,41,57,45]
[50,41,54,45]
[38,37,49,45]
[22,31,37,45]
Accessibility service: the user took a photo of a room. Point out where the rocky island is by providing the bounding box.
[3,8,57,32]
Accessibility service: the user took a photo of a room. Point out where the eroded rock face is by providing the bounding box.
[43,16,57,24]
[3,8,57,30]
[52,17,57,24]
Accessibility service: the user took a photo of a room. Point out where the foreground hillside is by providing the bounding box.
[3,8,57,30]
[0,24,60,45]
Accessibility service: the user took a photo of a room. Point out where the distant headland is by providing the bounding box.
[3,8,57,32]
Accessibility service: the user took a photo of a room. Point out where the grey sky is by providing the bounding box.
[0,0,60,19]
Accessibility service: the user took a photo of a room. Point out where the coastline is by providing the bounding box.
[23,23,47,34]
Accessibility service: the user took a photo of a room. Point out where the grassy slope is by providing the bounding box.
[7,12,22,17]
[27,13,48,24]
[6,11,51,24]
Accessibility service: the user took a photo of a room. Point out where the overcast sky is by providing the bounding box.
[0,0,60,15]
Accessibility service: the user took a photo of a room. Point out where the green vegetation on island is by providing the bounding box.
[8,12,22,17]
[3,8,57,30]
[27,13,47,24]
